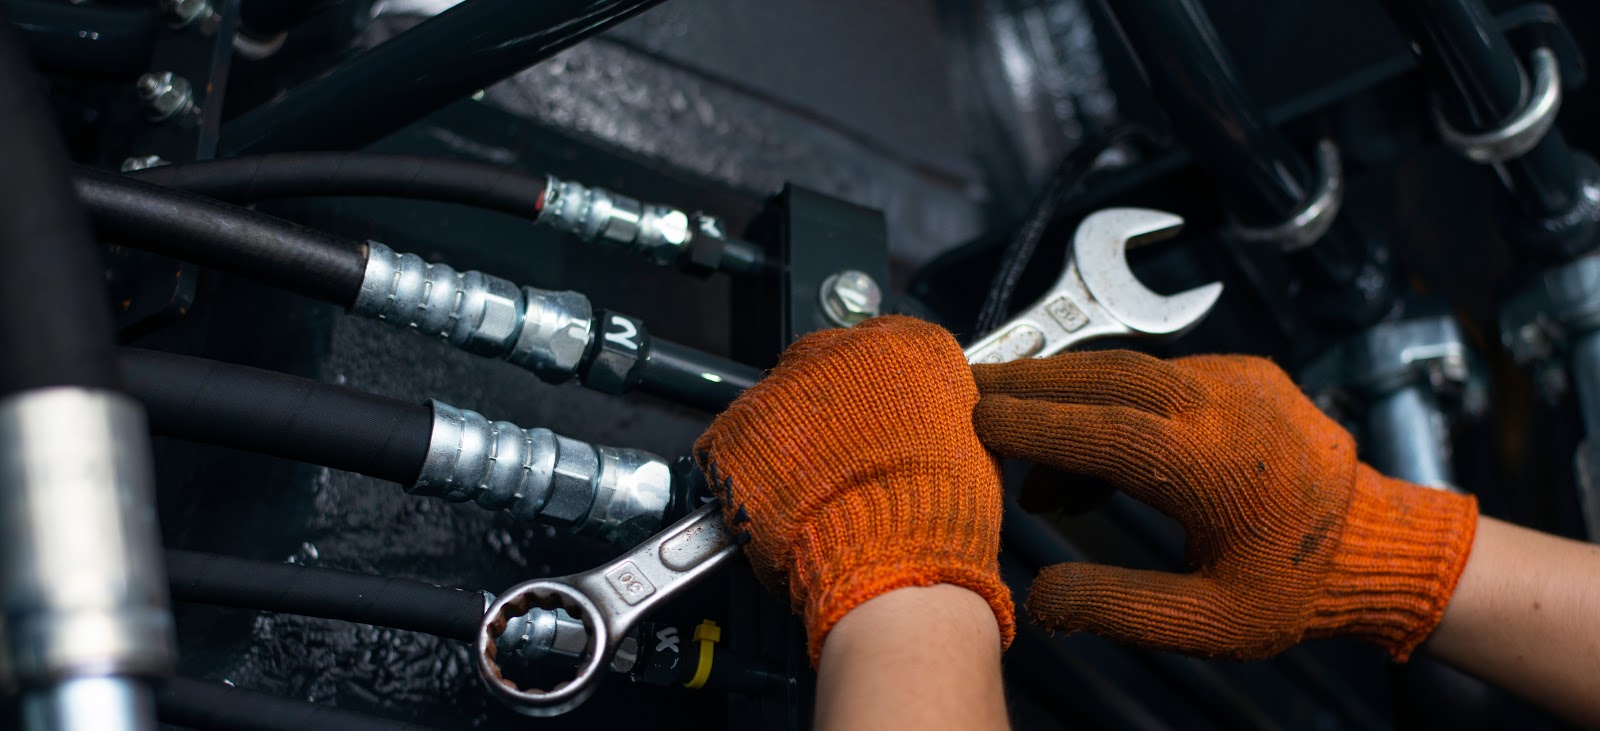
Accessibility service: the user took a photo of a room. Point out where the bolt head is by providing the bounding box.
[135,72,194,122]
[820,270,883,327]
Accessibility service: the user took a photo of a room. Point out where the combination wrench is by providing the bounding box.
[474,207,1223,716]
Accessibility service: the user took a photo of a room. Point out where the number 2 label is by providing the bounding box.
[605,315,640,351]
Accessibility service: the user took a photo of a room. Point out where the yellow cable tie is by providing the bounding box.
[683,619,721,689]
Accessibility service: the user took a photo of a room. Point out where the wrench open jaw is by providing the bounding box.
[964,207,1223,364]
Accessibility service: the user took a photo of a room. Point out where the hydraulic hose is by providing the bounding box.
[79,172,759,409]
[0,23,119,394]
[126,153,767,275]
[165,550,484,641]
[128,153,549,221]
[121,349,432,485]
[122,349,680,541]
[0,17,171,731]
[75,166,370,306]
[7,0,158,80]
[156,678,442,731]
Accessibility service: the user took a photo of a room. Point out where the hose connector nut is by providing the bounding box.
[507,288,592,381]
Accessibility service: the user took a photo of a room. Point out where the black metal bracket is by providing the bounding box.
[107,0,240,341]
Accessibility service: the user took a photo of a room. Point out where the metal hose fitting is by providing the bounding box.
[497,606,641,674]
[0,390,173,714]
[414,401,673,542]
[353,242,593,380]
[541,176,694,266]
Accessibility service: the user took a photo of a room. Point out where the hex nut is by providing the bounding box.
[136,72,194,122]
[542,436,600,526]
[682,227,730,276]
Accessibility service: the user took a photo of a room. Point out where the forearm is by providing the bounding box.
[815,584,1009,731]
[1424,516,1600,725]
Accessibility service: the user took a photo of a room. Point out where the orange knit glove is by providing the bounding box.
[696,316,1014,664]
[973,350,1477,661]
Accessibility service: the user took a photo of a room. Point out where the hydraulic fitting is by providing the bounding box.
[354,242,593,381]
[0,390,173,724]
[538,177,766,275]
[498,607,638,674]
[414,401,673,542]
[541,176,693,266]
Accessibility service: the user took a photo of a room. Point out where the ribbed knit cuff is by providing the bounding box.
[1308,466,1478,660]
[791,522,1015,666]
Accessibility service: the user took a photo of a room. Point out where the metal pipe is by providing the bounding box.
[1365,385,1453,488]
[1381,0,1600,254]
[220,0,665,155]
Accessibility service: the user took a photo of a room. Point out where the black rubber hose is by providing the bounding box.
[8,0,157,79]
[128,153,550,220]
[973,126,1150,337]
[74,167,369,306]
[637,338,761,411]
[0,15,120,396]
[165,550,483,641]
[156,677,443,731]
[120,349,432,484]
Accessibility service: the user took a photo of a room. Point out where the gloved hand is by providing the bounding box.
[696,316,1014,664]
[973,350,1477,661]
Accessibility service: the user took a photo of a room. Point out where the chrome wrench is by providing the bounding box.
[477,502,737,717]
[476,206,1221,717]
[964,207,1223,363]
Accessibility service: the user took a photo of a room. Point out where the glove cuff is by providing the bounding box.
[1308,466,1478,660]
[790,489,1015,667]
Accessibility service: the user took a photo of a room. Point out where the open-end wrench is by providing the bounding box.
[475,206,1221,717]
[964,207,1223,363]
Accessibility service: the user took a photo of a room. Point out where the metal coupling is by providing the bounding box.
[541,176,694,266]
[1501,252,1600,365]
[1302,316,1469,399]
[414,401,673,541]
[0,389,174,690]
[497,607,639,674]
[354,242,593,381]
